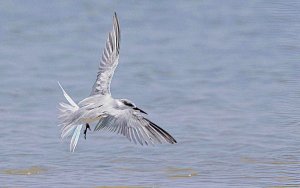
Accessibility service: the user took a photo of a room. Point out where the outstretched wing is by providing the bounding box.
[90,12,120,96]
[94,110,177,145]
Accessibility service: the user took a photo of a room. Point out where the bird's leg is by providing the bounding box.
[84,123,91,140]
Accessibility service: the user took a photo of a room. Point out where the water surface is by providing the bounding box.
[0,1,300,187]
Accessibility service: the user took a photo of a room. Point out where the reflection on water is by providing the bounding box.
[165,167,198,179]
[95,186,146,188]
[2,166,47,175]
[240,157,300,165]
[268,185,300,188]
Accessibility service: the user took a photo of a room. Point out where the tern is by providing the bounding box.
[58,12,177,152]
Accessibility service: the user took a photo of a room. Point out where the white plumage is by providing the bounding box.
[58,12,176,152]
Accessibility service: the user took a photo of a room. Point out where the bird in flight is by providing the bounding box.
[58,12,177,152]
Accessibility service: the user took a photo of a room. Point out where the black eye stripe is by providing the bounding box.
[123,100,134,107]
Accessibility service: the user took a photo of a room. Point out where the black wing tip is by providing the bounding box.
[145,118,177,144]
[113,12,119,23]
[170,136,177,144]
[168,136,177,144]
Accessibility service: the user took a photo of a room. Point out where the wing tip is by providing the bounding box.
[147,119,177,144]
[113,11,119,25]
[113,11,120,52]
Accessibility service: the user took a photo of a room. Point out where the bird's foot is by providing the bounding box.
[84,123,91,140]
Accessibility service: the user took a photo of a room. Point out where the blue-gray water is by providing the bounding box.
[1,1,300,187]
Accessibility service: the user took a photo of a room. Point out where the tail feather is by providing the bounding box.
[70,124,83,152]
[58,81,77,107]
[58,82,83,152]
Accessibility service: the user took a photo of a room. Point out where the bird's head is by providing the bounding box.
[119,99,147,114]
[120,99,136,107]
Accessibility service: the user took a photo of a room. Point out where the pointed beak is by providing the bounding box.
[133,107,147,114]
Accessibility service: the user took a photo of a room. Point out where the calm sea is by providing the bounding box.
[0,1,299,187]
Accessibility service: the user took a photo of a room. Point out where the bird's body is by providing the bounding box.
[58,12,176,152]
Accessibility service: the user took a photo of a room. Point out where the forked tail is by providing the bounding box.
[58,82,83,152]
